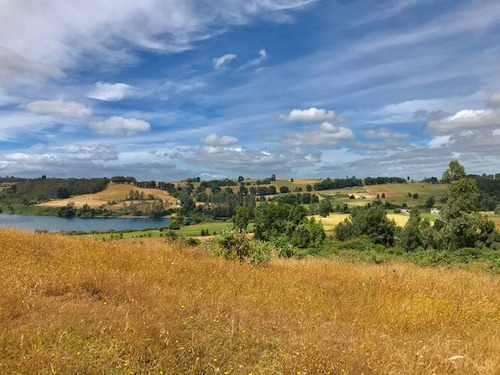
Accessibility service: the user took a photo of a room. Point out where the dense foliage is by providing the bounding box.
[313,177,363,191]
[335,205,397,246]
[1,177,110,201]
[364,176,407,185]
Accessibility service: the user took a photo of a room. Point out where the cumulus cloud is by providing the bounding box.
[280,107,345,123]
[201,133,239,147]
[428,109,500,134]
[213,54,237,69]
[87,82,134,101]
[487,93,500,108]
[90,116,151,136]
[25,100,92,118]
[284,122,354,147]
[428,135,452,148]
[363,128,409,139]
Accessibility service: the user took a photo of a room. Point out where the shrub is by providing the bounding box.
[334,206,397,247]
[290,218,326,248]
[206,230,271,265]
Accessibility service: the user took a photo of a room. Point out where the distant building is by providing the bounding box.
[430,207,440,214]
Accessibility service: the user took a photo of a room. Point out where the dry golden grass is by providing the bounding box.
[312,213,410,230]
[38,183,178,209]
[2,229,500,374]
[311,214,350,231]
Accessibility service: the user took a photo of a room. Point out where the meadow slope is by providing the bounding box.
[38,183,178,209]
[1,229,500,374]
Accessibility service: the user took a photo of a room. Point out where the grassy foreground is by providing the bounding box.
[2,230,500,374]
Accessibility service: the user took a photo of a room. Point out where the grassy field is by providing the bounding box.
[38,183,178,209]
[90,221,233,240]
[365,183,448,206]
[2,229,500,374]
[312,213,413,230]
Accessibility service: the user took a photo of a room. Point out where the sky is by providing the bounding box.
[1,0,500,181]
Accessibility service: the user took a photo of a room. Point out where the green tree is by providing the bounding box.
[335,205,397,246]
[400,210,423,251]
[232,205,254,232]
[290,218,326,248]
[318,199,333,217]
[424,196,435,209]
[441,161,479,219]
[442,160,466,183]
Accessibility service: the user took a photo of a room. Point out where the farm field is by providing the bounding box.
[90,221,233,240]
[2,229,500,374]
[38,183,178,209]
[313,213,411,230]
[365,183,448,206]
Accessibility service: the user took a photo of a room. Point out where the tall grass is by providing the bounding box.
[1,228,500,374]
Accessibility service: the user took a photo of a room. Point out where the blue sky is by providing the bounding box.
[1,0,500,180]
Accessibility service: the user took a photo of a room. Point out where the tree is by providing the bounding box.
[232,206,254,232]
[290,218,326,248]
[412,192,419,199]
[381,193,386,199]
[279,186,289,194]
[57,187,71,199]
[238,176,245,183]
[442,160,466,183]
[318,199,333,217]
[335,205,397,246]
[400,210,423,251]
[306,184,313,192]
[424,196,436,209]
[441,161,479,219]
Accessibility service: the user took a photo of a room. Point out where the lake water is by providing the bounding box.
[0,214,170,233]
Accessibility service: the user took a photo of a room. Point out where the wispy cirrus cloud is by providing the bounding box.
[25,100,92,118]
[213,54,237,69]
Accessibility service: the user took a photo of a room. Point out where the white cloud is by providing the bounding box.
[177,145,320,173]
[250,49,267,65]
[201,133,239,147]
[87,82,133,101]
[280,107,344,122]
[0,46,63,84]
[213,54,237,69]
[363,128,409,139]
[284,122,354,147]
[90,116,151,136]
[428,135,452,148]
[25,100,92,118]
[493,129,500,136]
[428,109,500,134]
[487,93,500,108]
[0,1,316,76]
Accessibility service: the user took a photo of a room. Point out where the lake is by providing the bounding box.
[0,214,170,233]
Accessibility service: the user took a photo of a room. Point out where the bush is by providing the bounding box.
[290,218,326,248]
[206,230,271,264]
[334,206,397,246]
